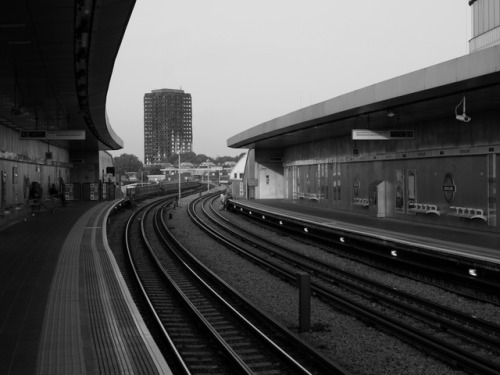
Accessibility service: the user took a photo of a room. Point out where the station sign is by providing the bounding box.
[247,178,259,187]
[20,130,86,140]
[352,129,414,140]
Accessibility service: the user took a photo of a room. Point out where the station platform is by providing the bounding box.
[0,200,170,374]
[232,199,500,265]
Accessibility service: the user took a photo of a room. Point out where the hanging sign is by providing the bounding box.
[20,130,86,140]
[352,129,414,140]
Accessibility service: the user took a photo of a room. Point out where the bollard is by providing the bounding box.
[297,271,311,333]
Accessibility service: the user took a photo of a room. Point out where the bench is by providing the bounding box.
[28,199,41,214]
[294,192,324,201]
[448,206,487,221]
[294,192,305,200]
[353,197,369,207]
[408,203,440,216]
[304,193,324,202]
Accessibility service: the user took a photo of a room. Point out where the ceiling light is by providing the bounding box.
[7,41,31,45]
[386,110,396,118]
[0,24,26,28]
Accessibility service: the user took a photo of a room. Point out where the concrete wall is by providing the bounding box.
[254,149,285,199]
[0,125,117,207]
[68,150,114,184]
[279,110,499,232]
[0,126,70,208]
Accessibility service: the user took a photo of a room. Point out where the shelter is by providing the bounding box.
[228,7,500,233]
[0,0,136,207]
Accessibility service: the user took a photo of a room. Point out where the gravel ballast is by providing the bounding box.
[163,193,496,375]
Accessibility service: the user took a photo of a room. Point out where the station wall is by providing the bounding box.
[69,150,114,184]
[244,149,286,200]
[0,126,71,209]
[0,125,116,209]
[258,112,500,232]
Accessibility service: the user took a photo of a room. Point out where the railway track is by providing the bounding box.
[228,200,500,305]
[189,193,500,375]
[125,196,349,374]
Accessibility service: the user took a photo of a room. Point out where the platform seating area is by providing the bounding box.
[448,206,487,221]
[353,197,369,207]
[408,203,441,215]
[304,193,324,201]
[294,192,324,201]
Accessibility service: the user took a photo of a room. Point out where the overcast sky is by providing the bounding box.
[106,0,471,162]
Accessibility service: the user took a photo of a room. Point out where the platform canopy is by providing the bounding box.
[228,46,500,150]
[0,0,136,151]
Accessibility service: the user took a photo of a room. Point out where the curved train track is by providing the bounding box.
[188,193,500,375]
[124,195,349,374]
[227,200,500,305]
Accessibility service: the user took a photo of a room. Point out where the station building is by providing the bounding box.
[0,1,136,207]
[228,0,500,233]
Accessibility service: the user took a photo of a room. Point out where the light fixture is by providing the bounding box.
[339,237,345,243]
[455,96,471,123]
[391,250,398,257]
[0,24,26,28]
[468,268,477,277]
[7,41,31,45]
[386,110,396,118]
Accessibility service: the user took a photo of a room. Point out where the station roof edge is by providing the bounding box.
[227,45,500,149]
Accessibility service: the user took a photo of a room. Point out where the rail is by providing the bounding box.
[204,196,500,375]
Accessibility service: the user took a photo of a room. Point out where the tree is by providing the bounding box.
[113,153,143,176]
[144,164,163,175]
[215,154,243,165]
[114,151,244,175]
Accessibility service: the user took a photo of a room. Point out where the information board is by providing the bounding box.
[20,130,86,140]
[352,129,414,140]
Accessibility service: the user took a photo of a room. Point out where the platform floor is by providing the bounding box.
[234,199,500,264]
[0,200,170,375]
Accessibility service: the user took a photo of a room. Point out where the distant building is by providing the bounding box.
[230,153,247,181]
[469,0,500,52]
[144,88,192,165]
[221,161,236,169]
[198,161,216,168]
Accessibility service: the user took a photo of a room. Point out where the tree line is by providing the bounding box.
[113,152,246,176]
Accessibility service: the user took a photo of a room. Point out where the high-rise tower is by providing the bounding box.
[144,88,192,165]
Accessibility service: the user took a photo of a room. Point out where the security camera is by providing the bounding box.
[455,96,471,123]
[456,114,471,123]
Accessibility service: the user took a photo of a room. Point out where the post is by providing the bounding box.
[297,272,311,333]
[178,152,181,204]
[206,159,210,192]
